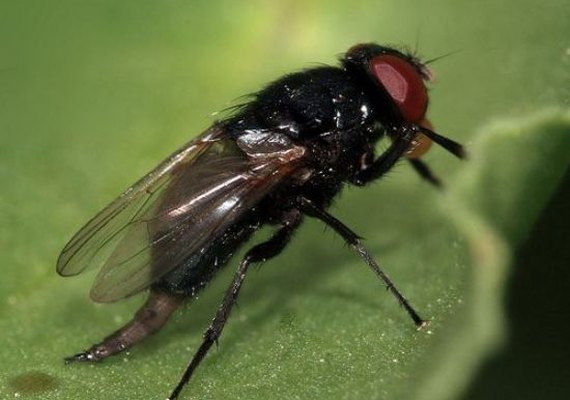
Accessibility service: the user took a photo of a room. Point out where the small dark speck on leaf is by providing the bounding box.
[8,371,59,395]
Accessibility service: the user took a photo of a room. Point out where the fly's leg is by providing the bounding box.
[352,125,464,187]
[351,127,416,185]
[408,158,442,188]
[298,196,428,329]
[407,125,466,185]
[168,210,302,400]
[65,291,184,363]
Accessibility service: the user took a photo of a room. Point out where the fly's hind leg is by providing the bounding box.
[65,290,184,363]
[167,209,302,400]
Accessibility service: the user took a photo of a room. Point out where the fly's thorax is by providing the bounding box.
[231,67,373,140]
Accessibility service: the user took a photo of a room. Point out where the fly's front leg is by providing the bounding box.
[354,126,444,187]
[168,210,302,400]
[408,158,442,188]
[65,291,184,363]
[351,127,416,186]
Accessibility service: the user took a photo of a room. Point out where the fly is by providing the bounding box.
[57,43,465,399]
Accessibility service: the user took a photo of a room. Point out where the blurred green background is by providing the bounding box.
[0,1,568,399]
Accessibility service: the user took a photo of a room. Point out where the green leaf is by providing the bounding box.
[1,1,568,400]
[412,109,570,400]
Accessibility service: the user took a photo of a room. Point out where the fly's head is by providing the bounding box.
[343,43,436,158]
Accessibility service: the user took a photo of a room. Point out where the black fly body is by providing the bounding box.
[57,43,465,399]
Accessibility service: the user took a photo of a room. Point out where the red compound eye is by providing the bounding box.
[370,54,428,122]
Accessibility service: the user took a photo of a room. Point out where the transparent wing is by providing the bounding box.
[57,126,225,277]
[57,127,306,303]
